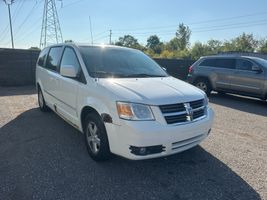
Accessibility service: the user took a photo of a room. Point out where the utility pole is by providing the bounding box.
[3,0,14,48]
[109,29,112,45]
[40,0,63,48]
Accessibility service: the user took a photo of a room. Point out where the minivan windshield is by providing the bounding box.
[79,46,168,78]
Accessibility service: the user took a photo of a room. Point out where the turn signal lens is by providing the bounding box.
[116,103,134,119]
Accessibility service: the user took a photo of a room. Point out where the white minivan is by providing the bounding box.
[36,43,214,161]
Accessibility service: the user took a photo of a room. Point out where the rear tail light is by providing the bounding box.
[188,66,193,73]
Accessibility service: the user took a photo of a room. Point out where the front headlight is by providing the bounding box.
[116,102,155,121]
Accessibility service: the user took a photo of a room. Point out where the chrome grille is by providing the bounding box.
[159,99,206,125]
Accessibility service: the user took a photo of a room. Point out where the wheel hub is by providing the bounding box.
[86,121,100,154]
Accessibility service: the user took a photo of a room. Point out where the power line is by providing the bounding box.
[111,19,267,40]
[0,0,24,42]
[13,1,40,36]
[113,11,267,32]
[60,0,84,8]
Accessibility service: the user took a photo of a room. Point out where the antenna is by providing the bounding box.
[40,0,63,48]
[89,16,93,45]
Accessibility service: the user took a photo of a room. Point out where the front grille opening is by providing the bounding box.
[165,114,187,124]
[190,99,204,109]
[159,103,185,113]
[160,99,205,125]
[193,109,205,119]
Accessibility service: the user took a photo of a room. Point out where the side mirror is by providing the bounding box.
[252,65,262,73]
[60,65,78,78]
[162,67,167,71]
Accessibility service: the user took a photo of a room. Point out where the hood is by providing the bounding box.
[98,77,205,105]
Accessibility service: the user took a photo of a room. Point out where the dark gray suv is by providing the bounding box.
[187,56,267,100]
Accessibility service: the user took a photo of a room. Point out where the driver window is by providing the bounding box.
[60,47,81,74]
[236,59,253,71]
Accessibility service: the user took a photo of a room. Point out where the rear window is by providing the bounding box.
[199,59,216,67]
[46,47,62,71]
[216,58,235,69]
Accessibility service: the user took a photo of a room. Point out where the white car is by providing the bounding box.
[36,43,214,161]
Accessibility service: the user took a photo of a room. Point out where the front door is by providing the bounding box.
[231,59,264,96]
[56,47,84,126]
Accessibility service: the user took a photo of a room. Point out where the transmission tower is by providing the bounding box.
[40,0,63,48]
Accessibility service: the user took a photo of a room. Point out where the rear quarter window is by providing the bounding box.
[37,48,49,67]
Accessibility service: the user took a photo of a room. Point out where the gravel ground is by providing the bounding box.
[0,86,266,200]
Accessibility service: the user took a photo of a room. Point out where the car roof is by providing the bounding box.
[200,55,262,60]
[44,43,136,51]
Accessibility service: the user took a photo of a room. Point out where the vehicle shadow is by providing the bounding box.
[0,108,261,200]
[0,86,36,97]
[209,92,267,117]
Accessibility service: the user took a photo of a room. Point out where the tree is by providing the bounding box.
[115,35,143,50]
[65,39,73,43]
[258,38,267,53]
[29,47,40,51]
[146,35,163,54]
[206,39,222,53]
[190,42,210,60]
[175,23,191,50]
[230,33,258,52]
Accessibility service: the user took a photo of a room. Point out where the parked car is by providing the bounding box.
[187,55,267,99]
[36,43,214,161]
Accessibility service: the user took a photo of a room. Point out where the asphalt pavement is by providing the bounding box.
[0,86,266,200]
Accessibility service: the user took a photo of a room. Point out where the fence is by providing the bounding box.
[0,48,40,86]
[0,48,194,86]
[154,58,194,80]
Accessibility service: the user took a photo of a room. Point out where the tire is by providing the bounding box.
[38,86,50,112]
[194,79,212,96]
[84,112,111,161]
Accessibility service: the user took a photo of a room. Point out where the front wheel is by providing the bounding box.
[194,79,212,96]
[84,113,111,161]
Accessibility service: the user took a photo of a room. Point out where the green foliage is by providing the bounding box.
[65,40,74,43]
[258,38,267,53]
[229,33,258,52]
[115,35,143,50]
[146,35,163,54]
[190,42,210,60]
[115,29,266,60]
[175,23,191,50]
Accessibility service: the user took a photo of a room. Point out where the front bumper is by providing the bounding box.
[105,107,214,160]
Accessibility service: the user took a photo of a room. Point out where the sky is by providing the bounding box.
[0,0,267,49]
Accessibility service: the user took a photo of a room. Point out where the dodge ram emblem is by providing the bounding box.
[184,103,193,121]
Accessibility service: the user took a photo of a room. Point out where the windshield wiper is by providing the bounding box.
[126,73,167,78]
[90,71,127,78]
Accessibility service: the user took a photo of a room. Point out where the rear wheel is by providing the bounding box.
[194,79,212,96]
[84,112,111,161]
[38,87,50,112]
